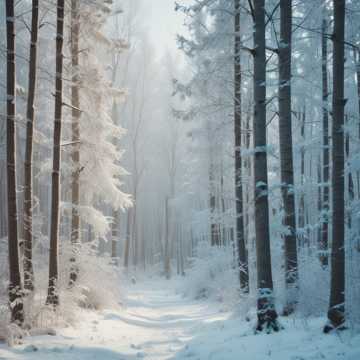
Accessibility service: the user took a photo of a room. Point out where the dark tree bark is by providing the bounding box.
[234,0,248,292]
[253,0,279,333]
[23,0,39,294]
[6,0,24,325]
[320,16,329,267]
[278,0,298,315]
[69,0,81,287]
[345,115,354,210]
[47,0,65,306]
[324,0,346,333]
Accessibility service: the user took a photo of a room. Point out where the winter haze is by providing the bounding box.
[1,0,360,359]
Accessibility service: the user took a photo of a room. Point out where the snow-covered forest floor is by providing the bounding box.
[1,277,360,360]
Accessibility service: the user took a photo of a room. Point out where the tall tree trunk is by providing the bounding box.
[69,0,81,286]
[6,0,24,325]
[324,0,346,333]
[234,0,248,292]
[320,16,329,267]
[47,0,65,306]
[23,0,39,294]
[253,0,279,333]
[278,0,298,314]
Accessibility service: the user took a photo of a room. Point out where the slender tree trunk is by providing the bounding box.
[47,0,65,306]
[320,17,329,267]
[234,0,248,292]
[253,0,279,333]
[209,164,220,246]
[124,208,131,268]
[23,0,39,293]
[69,0,81,286]
[132,203,138,268]
[345,115,354,220]
[111,209,119,261]
[6,0,24,325]
[317,155,322,249]
[278,0,298,314]
[355,49,360,140]
[324,0,346,333]
[354,49,360,200]
[298,110,305,233]
[164,197,171,279]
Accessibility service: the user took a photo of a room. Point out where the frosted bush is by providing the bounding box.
[68,243,124,311]
[179,241,239,308]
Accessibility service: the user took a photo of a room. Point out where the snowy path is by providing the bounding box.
[1,279,360,360]
[0,280,229,360]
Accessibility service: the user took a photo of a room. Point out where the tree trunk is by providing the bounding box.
[209,159,220,247]
[354,49,360,200]
[320,16,329,267]
[6,0,24,325]
[324,0,346,333]
[23,0,39,294]
[47,0,65,306]
[345,115,354,222]
[253,0,279,332]
[278,0,298,314]
[69,0,81,286]
[355,49,360,141]
[111,209,119,262]
[124,208,131,268]
[234,0,248,292]
[298,111,305,229]
[164,197,171,279]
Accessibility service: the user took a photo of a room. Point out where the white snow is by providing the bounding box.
[1,278,359,360]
